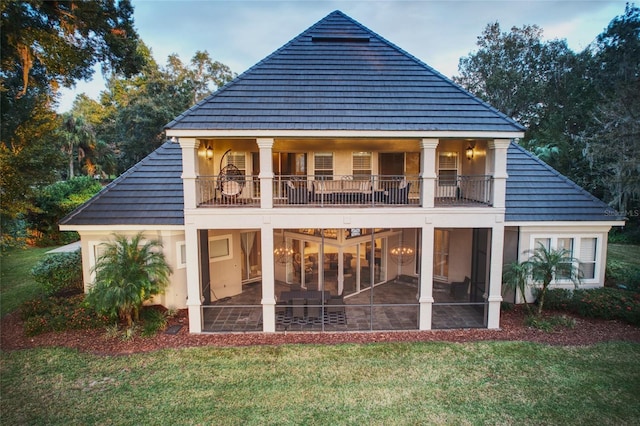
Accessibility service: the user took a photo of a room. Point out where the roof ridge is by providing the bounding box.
[60,141,176,225]
[339,12,525,132]
[166,12,337,129]
[508,142,609,207]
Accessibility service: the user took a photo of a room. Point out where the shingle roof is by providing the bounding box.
[166,10,524,133]
[60,142,184,226]
[506,143,622,222]
[61,141,620,227]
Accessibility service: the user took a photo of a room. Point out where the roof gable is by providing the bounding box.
[505,143,621,222]
[60,142,184,226]
[166,10,524,133]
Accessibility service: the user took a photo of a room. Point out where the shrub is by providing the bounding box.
[543,287,640,326]
[21,294,110,336]
[525,314,576,332]
[31,250,83,296]
[606,259,640,292]
[140,307,169,337]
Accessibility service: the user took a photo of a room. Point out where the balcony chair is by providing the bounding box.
[386,180,411,204]
[285,180,310,204]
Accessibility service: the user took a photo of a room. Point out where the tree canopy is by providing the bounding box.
[455,3,640,234]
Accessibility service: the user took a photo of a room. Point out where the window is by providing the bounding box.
[314,153,333,177]
[352,152,371,178]
[530,235,600,283]
[209,235,233,262]
[533,238,551,251]
[579,237,597,279]
[225,152,246,174]
[177,241,187,269]
[438,153,458,186]
[434,229,450,281]
[556,238,574,279]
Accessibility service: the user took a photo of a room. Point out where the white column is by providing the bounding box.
[488,139,510,209]
[257,138,274,209]
[184,224,202,333]
[261,222,276,332]
[487,224,505,329]
[179,138,200,209]
[420,139,439,208]
[419,223,435,329]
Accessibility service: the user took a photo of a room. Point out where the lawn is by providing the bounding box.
[608,243,640,266]
[0,246,56,317]
[1,342,639,425]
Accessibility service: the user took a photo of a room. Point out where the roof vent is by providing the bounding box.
[311,36,370,43]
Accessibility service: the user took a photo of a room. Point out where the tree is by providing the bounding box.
[26,176,102,245]
[98,46,235,171]
[526,243,581,316]
[1,0,144,238]
[1,0,144,99]
[582,3,640,216]
[60,114,96,179]
[87,233,172,327]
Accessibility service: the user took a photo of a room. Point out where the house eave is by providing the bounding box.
[60,224,185,232]
[165,129,525,140]
[505,221,625,228]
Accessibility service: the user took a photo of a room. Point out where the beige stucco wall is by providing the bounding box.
[77,229,188,310]
[513,223,613,303]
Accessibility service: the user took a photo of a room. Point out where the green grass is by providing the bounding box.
[1,247,57,317]
[608,243,640,266]
[1,342,638,425]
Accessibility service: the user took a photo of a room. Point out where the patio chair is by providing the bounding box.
[306,298,322,320]
[386,180,411,204]
[285,180,309,204]
[326,296,345,314]
[291,298,306,320]
[450,276,471,300]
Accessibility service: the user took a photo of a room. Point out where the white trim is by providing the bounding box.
[166,129,524,139]
[526,233,603,286]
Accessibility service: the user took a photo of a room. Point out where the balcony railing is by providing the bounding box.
[197,175,261,207]
[273,175,420,207]
[195,174,493,207]
[435,175,493,206]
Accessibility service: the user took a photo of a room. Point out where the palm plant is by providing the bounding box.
[526,243,581,315]
[502,261,534,315]
[87,233,172,326]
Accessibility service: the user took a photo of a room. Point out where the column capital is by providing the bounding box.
[256,138,275,149]
[488,139,511,150]
[179,137,200,150]
[420,138,439,149]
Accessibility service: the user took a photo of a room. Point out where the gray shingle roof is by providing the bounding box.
[506,143,622,222]
[61,141,620,227]
[166,10,524,133]
[60,142,184,226]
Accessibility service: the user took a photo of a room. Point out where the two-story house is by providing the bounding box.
[60,11,624,334]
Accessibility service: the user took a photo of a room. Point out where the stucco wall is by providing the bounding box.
[78,230,188,310]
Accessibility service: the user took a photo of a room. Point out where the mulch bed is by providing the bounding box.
[2,307,639,356]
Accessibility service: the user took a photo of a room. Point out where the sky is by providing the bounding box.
[56,0,627,112]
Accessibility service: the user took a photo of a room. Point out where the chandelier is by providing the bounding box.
[389,244,414,265]
[274,239,294,265]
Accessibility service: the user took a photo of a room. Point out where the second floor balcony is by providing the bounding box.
[196,174,493,208]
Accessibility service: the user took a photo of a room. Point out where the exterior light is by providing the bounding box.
[466,145,474,160]
[206,145,214,160]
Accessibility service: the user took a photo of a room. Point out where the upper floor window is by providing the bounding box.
[352,152,371,178]
[225,152,246,175]
[314,153,333,177]
[438,153,458,185]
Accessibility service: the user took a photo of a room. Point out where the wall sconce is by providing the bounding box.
[466,144,475,160]
[206,145,214,161]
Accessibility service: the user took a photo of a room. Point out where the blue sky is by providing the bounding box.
[57,0,627,112]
